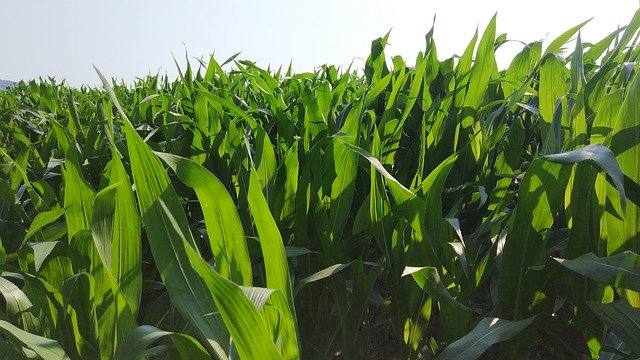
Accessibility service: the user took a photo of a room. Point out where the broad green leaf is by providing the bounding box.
[378,59,408,165]
[294,263,350,297]
[499,159,571,320]
[539,54,566,153]
[103,153,142,316]
[156,152,252,286]
[27,241,62,272]
[91,184,118,276]
[544,143,626,211]
[544,19,591,55]
[114,325,210,360]
[369,129,393,260]
[364,72,393,107]
[364,31,390,84]
[246,163,300,357]
[97,68,230,358]
[0,276,40,333]
[22,208,65,243]
[606,73,640,255]
[456,28,478,82]
[122,120,230,359]
[591,89,624,145]
[0,320,69,360]
[554,252,640,292]
[251,124,278,201]
[247,166,293,304]
[60,273,100,360]
[188,247,285,360]
[464,14,497,111]
[588,300,640,355]
[241,285,299,356]
[503,42,542,99]
[436,316,535,360]
[328,97,363,245]
[274,142,299,223]
[417,153,459,262]
[402,266,470,313]
[63,147,96,240]
[91,187,140,359]
[403,265,473,340]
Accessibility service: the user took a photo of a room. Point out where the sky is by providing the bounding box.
[1,0,638,87]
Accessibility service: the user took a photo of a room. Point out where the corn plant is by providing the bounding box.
[1,10,639,360]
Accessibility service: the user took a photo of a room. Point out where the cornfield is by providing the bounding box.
[1,11,639,359]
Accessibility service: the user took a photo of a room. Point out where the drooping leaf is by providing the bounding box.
[402,266,470,313]
[0,276,41,333]
[0,320,69,360]
[436,316,535,360]
[588,300,640,355]
[114,325,210,360]
[554,252,640,292]
[545,143,626,211]
[156,152,252,286]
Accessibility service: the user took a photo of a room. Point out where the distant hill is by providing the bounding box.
[0,79,16,90]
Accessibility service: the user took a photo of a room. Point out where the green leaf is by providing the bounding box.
[294,263,350,297]
[503,42,541,100]
[545,143,626,211]
[91,186,140,359]
[402,266,470,313]
[284,247,315,258]
[554,252,640,291]
[364,31,390,84]
[240,285,299,355]
[63,146,96,241]
[328,98,363,245]
[0,276,40,334]
[97,68,230,358]
[247,166,294,305]
[588,300,640,355]
[246,163,300,357]
[539,54,566,153]
[274,142,300,223]
[123,119,230,358]
[60,273,100,360]
[97,67,293,359]
[342,141,456,264]
[0,320,69,360]
[464,14,497,110]
[188,248,285,360]
[22,208,66,243]
[103,153,142,316]
[544,19,591,55]
[91,184,118,275]
[436,316,535,360]
[27,241,62,272]
[156,152,252,286]
[499,159,572,320]
[606,72,640,255]
[114,325,210,360]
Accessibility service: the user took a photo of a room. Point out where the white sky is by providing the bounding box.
[1,0,638,87]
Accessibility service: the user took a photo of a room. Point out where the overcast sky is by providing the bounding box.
[1,1,638,87]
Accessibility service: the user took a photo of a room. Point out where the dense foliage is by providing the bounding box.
[1,12,640,359]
